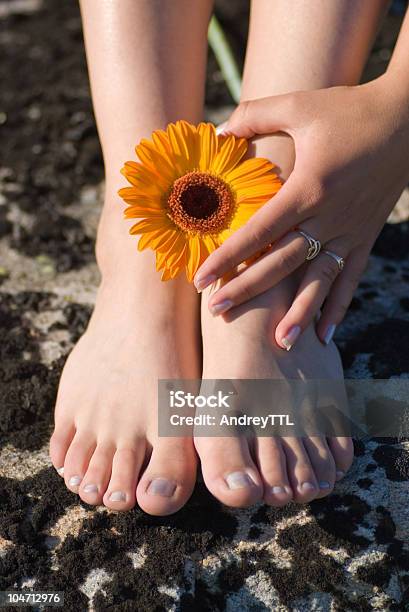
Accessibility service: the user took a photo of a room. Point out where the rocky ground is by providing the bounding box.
[1,1,409,610]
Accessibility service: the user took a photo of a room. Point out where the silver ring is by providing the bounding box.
[294,228,321,261]
[323,249,345,271]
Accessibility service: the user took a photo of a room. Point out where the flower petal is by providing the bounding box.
[198,123,217,171]
[212,135,247,176]
[186,235,201,282]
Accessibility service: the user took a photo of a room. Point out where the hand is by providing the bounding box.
[194,75,409,349]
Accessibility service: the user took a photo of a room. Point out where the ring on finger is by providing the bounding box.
[294,227,321,261]
[322,249,345,271]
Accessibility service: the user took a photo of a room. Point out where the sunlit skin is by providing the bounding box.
[51,0,398,514]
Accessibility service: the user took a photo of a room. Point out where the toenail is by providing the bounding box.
[56,467,64,476]
[272,486,286,495]
[281,325,301,351]
[336,470,345,480]
[300,481,315,492]
[323,323,337,345]
[109,491,126,502]
[83,484,98,494]
[319,481,331,489]
[147,478,176,497]
[68,475,82,487]
[210,299,234,316]
[226,471,255,490]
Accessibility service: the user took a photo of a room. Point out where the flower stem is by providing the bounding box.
[208,15,241,104]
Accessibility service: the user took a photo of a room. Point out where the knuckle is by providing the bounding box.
[238,280,254,303]
[251,222,272,248]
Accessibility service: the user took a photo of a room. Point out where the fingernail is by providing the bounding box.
[281,325,301,351]
[300,481,315,492]
[109,491,126,502]
[56,467,64,476]
[323,324,337,345]
[210,299,233,316]
[319,481,331,490]
[336,470,345,481]
[147,478,176,497]
[226,471,255,490]
[68,475,82,487]
[272,485,286,495]
[83,484,98,494]
[194,274,217,292]
[216,123,228,136]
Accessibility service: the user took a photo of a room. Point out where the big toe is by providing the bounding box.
[137,438,197,516]
[195,436,263,508]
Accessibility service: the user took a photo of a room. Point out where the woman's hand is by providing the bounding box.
[194,75,409,349]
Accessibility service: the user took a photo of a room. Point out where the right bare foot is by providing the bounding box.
[50,189,201,516]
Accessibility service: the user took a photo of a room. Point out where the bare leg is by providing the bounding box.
[50,0,212,515]
[196,0,387,507]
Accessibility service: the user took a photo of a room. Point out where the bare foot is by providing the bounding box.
[195,134,353,508]
[50,187,200,515]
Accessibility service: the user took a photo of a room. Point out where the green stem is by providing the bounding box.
[208,15,241,105]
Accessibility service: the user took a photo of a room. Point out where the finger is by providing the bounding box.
[221,95,303,139]
[316,245,371,345]
[275,242,349,350]
[207,230,310,315]
[194,175,305,291]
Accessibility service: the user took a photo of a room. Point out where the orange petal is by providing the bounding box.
[129,217,171,235]
[186,235,201,282]
[198,123,217,171]
[212,135,247,176]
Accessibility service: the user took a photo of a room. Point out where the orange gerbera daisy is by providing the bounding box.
[118,120,281,281]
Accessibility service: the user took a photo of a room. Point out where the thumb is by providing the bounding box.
[221,93,301,139]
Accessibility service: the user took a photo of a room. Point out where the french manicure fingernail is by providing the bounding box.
[210,299,233,316]
[56,467,64,476]
[194,274,217,292]
[300,481,315,492]
[109,491,126,502]
[68,475,82,487]
[226,471,255,490]
[83,484,98,494]
[272,485,286,494]
[319,481,331,490]
[147,478,176,497]
[281,325,301,351]
[336,470,345,481]
[323,324,337,345]
[216,123,228,135]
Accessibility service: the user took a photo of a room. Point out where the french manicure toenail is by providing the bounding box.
[56,467,64,476]
[319,481,331,489]
[300,481,315,492]
[336,470,345,480]
[226,471,255,490]
[281,325,301,351]
[194,274,216,292]
[272,486,286,494]
[323,324,337,345]
[147,478,176,497]
[68,475,82,487]
[83,484,98,493]
[210,299,233,316]
[109,491,126,502]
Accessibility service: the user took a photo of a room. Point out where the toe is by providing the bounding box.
[255,437,293,506]
[281,438,319,503]
[49,421,75,477]
[303,437,336,498]
[79,442,115,505]
[103,442,146,511]
[63,431,97,493]
[137,438,197,516]
[195,436,263,508]
[328,437,354,481]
